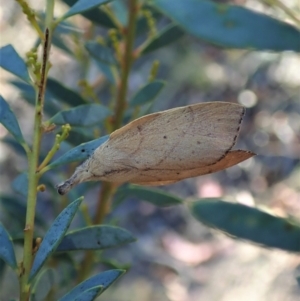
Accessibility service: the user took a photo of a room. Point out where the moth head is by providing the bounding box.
[56,159,93,195]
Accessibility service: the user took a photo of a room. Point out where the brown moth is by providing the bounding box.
[57,102,255,195]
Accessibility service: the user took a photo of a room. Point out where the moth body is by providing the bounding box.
[57,102,255,195]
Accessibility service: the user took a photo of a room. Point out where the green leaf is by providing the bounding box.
[85,41,117,65]
[62,0,117,28]
[110,0,127,25]
[0,95,27,146]
[48,104,112,126]
[129,80,165,108]
[12,173,28,197]
[191,199,300,252]
[0,223,17,270]
[29,198,83,282]
[153,0,300,51]
[63,0,113,19]
[9,80,59,116]
[55,19,80,35]
[2,137,27,157]
[52,34,73,56]
[141,24,185,54]
[48,136,109,169]
[65,127,96,145]
[0,45,31,83]
[47,78,87,106]
[31,268,55,301]
[56,225,136,252]
[114,185,183,207]
[74,286,103,301]
[0,195,46,229]
[10,80,35,100]
[59,269,125,301]
[93,60,116,84]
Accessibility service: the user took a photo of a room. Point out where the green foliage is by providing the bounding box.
[47,78,88,106]
[56,225,136,251]
[0,0,299,299]
[85,42,118,65]
[48,104,112,126]
[29,198,83,282]
[62,0,113,19]
[114,185,183,207]
[48,135,109,168]
[191,199,300,252]
[0,45,31,83]
[0,223,17,270]
[129,80,165,107]
[153,0,300,51]
[59,270,124,301]
[0,96,27,147]
[73,286,104,301]
[30,269,55,301]
[141,24,185,54]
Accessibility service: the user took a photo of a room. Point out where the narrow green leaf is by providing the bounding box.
[74,286,103,301]
[12,173,28,197]
[114,185,183,207]
[129,80,165,108]
[85,41,117,65]
[0,195,47,229]
[0,45,31,83]
[63,0,113,19]
[191,199,300,252]
[65,127,96,145]
[9,80,58,116]
[141,24,185,54]
[93,59,116,84]
[48,104,112,127]
[55,19,80,35]
[2,137,27,157]
[48,136,109,169]
[62,0,117,28]
[59,269,125,301]
[56,225,136,252]
[0,223,17,270]
[135,6,164,36]
[31,269,55,301]
[153,0,300,51]
[29,198,83,282]
[47,78,87,106]
[10,80,35,100]
[0,95,26,145]
[110,0,127,25]
[52,34,73,56]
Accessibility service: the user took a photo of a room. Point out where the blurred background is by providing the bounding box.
[0,0,300,300]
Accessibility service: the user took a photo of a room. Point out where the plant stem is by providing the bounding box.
[113,0,139,130]
[93,182,115,224]
[20,0,54,297]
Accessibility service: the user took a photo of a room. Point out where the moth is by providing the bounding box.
[57,102,255,195]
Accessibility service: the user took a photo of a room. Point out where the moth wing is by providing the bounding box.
[130,150,255,185]
[102,102,245,171]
